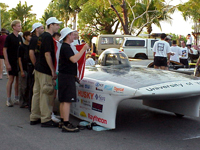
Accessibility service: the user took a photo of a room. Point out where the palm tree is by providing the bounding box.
[0,3,11,31]
[9,1,36,31]
[132,0,175,36]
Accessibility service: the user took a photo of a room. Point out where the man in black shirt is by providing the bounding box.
[18,31,31,108]
[30,17,62,127]
[3,20,23,107]
[58,27,89,132]
[28,23,44,111]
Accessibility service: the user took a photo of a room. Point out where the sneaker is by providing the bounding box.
[41,120,59,128]
[13,99,19,105]
[51,113,61,123]
[30,119,41,125]
[62,123,80,132]
[6,100,13,107]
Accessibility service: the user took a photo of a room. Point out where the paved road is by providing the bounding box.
[1,60,200,150]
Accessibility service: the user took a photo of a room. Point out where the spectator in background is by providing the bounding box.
[3,20,23,107]
[71,30,80,45]
[81,39,86,45]
[85,53,96,66]
[180,41,193,67]
[170,40,182,63]
[186,34,192,47]
[0,28,8,80]
[18,31,31,108]
[153,33,171,70]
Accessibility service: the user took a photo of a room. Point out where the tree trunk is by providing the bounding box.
[121,0,129,34]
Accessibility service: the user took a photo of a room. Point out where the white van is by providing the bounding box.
[96,34,134,55]
[120,37,159,59]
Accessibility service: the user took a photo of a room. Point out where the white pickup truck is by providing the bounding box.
[120,37,159,59]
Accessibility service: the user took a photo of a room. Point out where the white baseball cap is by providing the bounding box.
[59,27,75,42]
[31,23,43,33]
[46,17,62,26]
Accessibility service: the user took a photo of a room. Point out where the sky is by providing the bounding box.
[0,0,192,36]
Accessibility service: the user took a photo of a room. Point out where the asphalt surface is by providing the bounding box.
[1,59,200,150]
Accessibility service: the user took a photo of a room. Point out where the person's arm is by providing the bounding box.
[29,49,36,65]
[3,47,11,71]
[167,53,171,65]
[70,43,89,63]
[18,57,25,77]
[189,48,193,54]
[195,57,200,67]
[45,52,57,80]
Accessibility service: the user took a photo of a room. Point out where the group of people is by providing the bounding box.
[153,33,194,70]
[1,17,91,132]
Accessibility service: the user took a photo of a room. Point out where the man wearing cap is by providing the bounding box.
[58,27,89,132]
[28,22,44,111]
[0,28,8,79]
[30,17,62,127]
[3,20,23,107]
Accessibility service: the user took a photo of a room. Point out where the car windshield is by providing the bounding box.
[105,53,130,67]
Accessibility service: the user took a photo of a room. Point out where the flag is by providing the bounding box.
[75,44,86,80]
[53,38,61,73]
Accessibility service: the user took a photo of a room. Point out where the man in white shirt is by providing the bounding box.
[170,40,182,63]
[180,41,193,67]
[153,33,171,70]
[186,34,192,47]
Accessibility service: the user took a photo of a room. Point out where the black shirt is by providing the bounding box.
[35,32,55,76]
[29,35,38,65]
[4,33,23,62]
[59,43,77,75]
[18,43,29,71]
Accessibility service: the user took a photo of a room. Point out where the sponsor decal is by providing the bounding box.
[96,87,103,91]
[81,99,91,107]
[92,102,103,112]
[80,105,91,110]
[95,82,104,87]
[84,84,91,89]
[88,113,107,124]
[80,111,87,117]
[113,87,124,93]
[104,85,113,91]
[88,81,95,85]
[95,94,105,102]
[78,90,94,99]
[79,84,84,88]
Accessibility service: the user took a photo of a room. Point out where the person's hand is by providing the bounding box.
[75,76,80,84]
[52,71,57,80]
[83,43,90,51]
[5,62,11,71]
[167,60,170,66]
[21,71,25,77]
